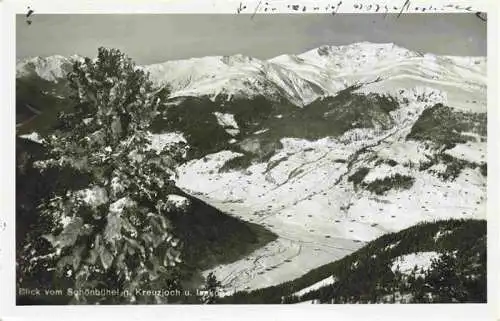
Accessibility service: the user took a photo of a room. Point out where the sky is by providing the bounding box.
[16,13,486,65]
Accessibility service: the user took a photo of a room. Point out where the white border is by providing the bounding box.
[486,3,500,321]
[0,0,496,13]
[1,1,498,320]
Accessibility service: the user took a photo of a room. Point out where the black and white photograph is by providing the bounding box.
[11,7,490,308]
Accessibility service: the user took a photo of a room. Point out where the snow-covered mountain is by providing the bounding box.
[16,42,487,111]
[16,54,83,82]
[16,42,488,296]
[140,42,486,111]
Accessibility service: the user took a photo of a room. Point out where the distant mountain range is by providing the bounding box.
[17,42,486,109]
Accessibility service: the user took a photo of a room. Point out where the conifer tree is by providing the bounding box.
[200,272,222,304]
[33,47,184,304]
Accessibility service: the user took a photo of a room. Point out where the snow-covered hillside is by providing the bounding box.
[174,88,486,294]
[16,42,487,111]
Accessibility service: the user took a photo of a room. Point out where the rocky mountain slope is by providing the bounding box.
[16,42,487,297]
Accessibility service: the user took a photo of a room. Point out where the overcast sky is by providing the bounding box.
[16,13,486,64]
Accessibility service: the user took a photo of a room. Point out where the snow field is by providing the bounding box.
[390,251,442,277]
[444,142,487,164]
[292,275,336,297]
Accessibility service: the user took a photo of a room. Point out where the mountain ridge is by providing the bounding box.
[16,42,487,110]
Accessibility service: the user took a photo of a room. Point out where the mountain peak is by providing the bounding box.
[221,54,256,65]
[301,42,415,59]
[16,55,74,82]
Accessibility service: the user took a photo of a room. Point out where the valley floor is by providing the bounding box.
[185,195,363,294]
